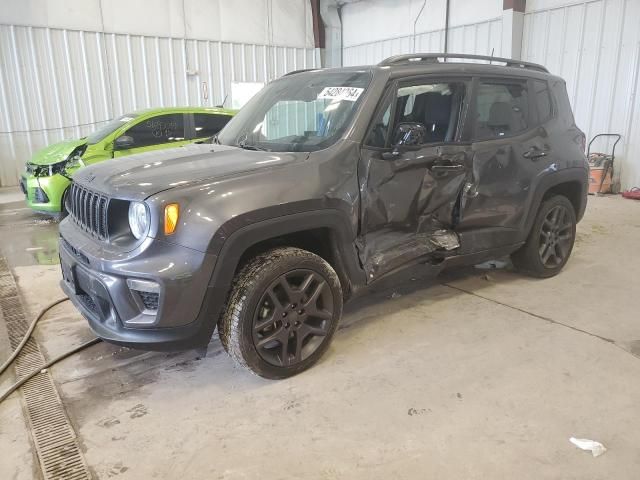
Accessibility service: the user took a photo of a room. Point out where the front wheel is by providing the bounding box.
[218,247,343,379]
[511,195,577,278]
[61,187,69,215]
[51,187,70,222]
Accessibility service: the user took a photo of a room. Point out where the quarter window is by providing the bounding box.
[193,113,232,139]
[474,82,529,140]
[533,80,552,123]
[365,95,392,147]
[124,114,185,148]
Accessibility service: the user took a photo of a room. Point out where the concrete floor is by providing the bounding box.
[1,189,639,479]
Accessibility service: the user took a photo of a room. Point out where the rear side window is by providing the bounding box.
[474,81,529,140]
[533,80,552,123]
[125,114,186,148]
[193,113,232,138]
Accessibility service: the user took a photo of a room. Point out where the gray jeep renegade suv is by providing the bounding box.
[59,53,588,378]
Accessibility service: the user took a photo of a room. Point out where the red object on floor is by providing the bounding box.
[622,188,640,200]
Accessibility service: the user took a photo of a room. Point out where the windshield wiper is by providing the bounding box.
[236,143,267,151]
[236,135,268,151]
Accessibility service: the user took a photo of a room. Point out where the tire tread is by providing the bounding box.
[218,247,342,378]
[511,194,576,278]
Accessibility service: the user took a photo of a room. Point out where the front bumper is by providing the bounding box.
[59,219,220,350]
[22,172,70,213]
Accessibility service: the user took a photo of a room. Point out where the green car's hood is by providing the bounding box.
[29,138,87,166]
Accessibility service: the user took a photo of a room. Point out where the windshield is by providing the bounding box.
[86,114,139,144]
[218,70,371,152]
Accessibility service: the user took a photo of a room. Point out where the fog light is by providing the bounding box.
[34,187,49,203]
[126,279,160,321]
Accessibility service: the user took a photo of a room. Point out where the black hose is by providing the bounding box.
[0,338,102,403]
[0,296,102,404]
[0,297,69,376]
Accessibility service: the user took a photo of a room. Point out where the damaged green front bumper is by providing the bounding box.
[20,172,70,213]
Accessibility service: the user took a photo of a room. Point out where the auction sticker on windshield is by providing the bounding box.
[318,87,364,102]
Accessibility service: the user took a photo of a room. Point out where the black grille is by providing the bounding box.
[77,293,98,314]
[134,291,159,311]
[68,183,109,240]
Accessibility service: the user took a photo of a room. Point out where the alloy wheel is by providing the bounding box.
[252,269,334,367]
[538,205,573,268]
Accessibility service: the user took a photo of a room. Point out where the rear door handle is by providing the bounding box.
[523,147,548,159]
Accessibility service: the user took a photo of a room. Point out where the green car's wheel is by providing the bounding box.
[54,187,70,221]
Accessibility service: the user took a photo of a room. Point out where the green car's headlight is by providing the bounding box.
[128,201,150,240]
[65,155,85,170]
[49,160,67,176]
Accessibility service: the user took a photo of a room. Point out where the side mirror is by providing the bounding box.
[114,135,135,150]
[392,122,427,147]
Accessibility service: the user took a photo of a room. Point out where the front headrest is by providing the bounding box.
[422,92,452,125]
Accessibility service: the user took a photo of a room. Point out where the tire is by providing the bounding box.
[52,188,70,222]
[218,247,343,379]
[512,195,577,278]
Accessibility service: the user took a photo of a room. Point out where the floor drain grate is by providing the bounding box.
[0,257,91,480]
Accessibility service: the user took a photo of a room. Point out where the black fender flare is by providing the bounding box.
[208,208,365,290]
[191,208,367,344]
[521,167,588,240]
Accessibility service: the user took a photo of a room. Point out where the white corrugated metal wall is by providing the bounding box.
[341,0,640,189]
[343,18,503,67]
[0,0,320,187]
[522,0,640,190]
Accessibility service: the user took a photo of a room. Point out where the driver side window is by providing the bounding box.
[365,81,466,148]
[394,82,465,145]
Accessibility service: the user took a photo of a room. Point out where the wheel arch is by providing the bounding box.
[208,209,367,301]
[522,167,588,240]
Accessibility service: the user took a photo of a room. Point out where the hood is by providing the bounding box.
[29,138,87,166]
[72,144,306,200]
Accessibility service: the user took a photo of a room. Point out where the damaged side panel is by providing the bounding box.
[356,146,469,280]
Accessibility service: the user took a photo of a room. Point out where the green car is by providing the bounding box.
[20,106,236,214]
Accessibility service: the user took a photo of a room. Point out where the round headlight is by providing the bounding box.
[128,202,149,239]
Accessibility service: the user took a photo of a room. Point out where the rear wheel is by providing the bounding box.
[218,247,343,379]
[512,195,576,278]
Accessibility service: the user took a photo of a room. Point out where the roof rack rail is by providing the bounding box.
[283,68,317,76]
[378,53,549,73]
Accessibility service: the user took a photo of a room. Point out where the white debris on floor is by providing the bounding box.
[569,437,607,457]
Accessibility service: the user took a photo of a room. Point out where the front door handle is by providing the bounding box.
[381,150,401,160]
[523,147,548,159]
[431,164,465,173]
